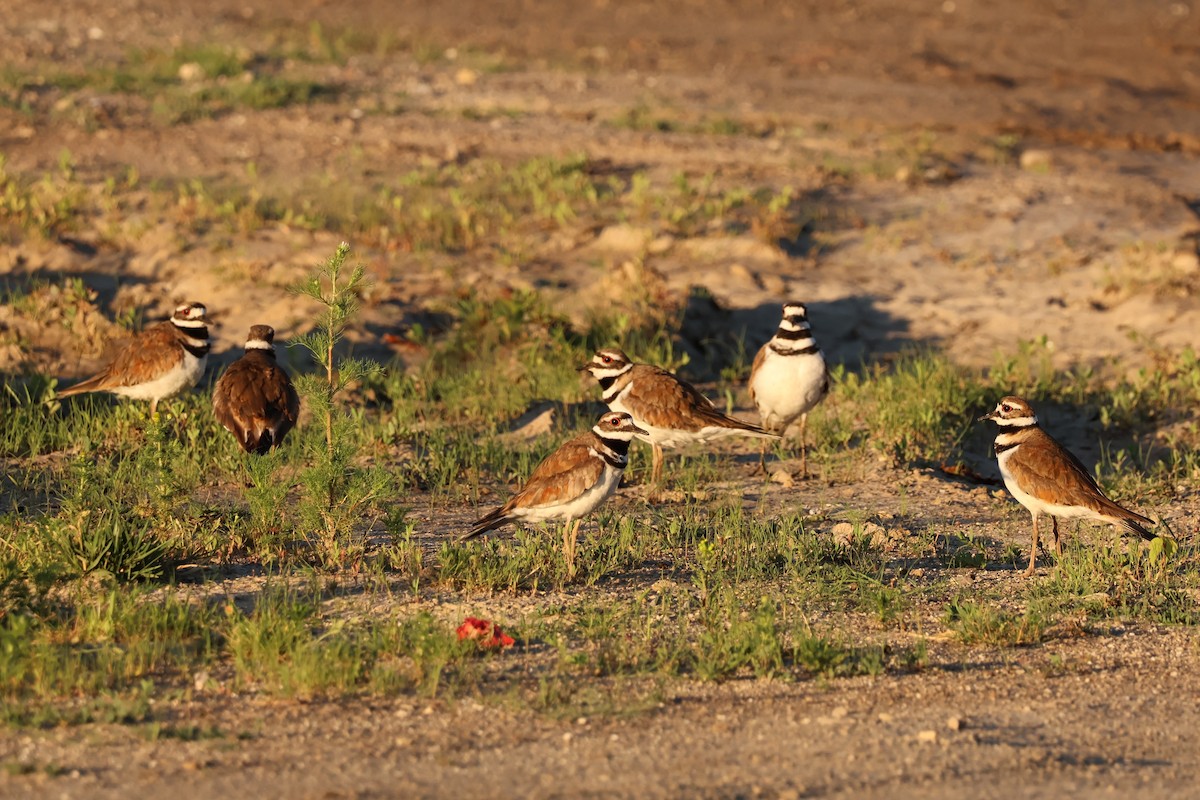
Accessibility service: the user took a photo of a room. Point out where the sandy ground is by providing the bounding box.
[2,0,1200,797]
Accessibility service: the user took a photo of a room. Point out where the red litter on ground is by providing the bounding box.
[456,617,515,650]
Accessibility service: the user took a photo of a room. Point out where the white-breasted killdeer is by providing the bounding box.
[57,301,210,417]
[980,395,1156,575]
[461,411,646,541]
[748,301,829,474]
[212,325,300,455]
[581,347,778,484]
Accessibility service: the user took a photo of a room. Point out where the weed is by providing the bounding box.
[944,598,1048,646]
[289,243,389,568]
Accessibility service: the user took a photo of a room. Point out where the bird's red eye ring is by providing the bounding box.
[1001,404,1012,412]
[601,355,612,364]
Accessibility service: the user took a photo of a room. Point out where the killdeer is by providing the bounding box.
[212,325,300,455]
[57,301,210,417]
[461,411,646,541]
[748,302,829,475]
[581,347,778,484]
[980,395,1156,575]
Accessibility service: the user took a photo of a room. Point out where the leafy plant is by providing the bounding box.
[289,243,389,567]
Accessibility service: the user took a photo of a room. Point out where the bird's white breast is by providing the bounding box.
[750,349,826,430]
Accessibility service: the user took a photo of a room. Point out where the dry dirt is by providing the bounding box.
[3,1,1200,797]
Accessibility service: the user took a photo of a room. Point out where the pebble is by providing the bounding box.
[1019,149,1054,171]
[916,730,939,743]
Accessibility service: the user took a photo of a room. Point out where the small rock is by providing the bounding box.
[917,730,939,743]
[770,469,795,488]
[946,716,963,731]
[877,712,894,723]
[647,235,675,254]
[831,521,888,548]
[498,402,557,442]
[177,62,206,82]
[593,224,653,254]
[1172,251,1199,274]
[830,706,849,719]
[1019,149,1053,171]
[455,67,478,86]
[728,263,757,287]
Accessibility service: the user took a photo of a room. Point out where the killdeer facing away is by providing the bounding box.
[748,302,829,475]
[57,301,210,417]
[461,411,646,541]
[212,325,300,455]
[980,395,1156,576]
[581,347,778,484]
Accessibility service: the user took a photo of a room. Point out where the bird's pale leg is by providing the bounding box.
[798,414,809,478]
[1025,514,1040,576]
[562,518,582,582]
[651,443,665,485]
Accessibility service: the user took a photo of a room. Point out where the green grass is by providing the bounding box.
[0,43,337,126]
[3,256,1200,722]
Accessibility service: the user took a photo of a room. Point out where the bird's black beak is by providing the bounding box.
[978,410,997,422]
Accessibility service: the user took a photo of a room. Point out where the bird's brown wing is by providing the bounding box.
[213,355,298,437]
[99,322,183,388]
[626,364,769,435]
[505,437,605,511]
[1009,432,1151,524]
[212,360,249,442]
[623,365,720,429]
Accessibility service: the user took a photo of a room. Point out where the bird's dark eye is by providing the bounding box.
[601,355,612,364]
[1001,404,1012,412]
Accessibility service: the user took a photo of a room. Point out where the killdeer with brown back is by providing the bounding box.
[980,395,1156,575]
[461,411,646,542]
[581,347,778,484]
[212,325,300,454]
[57,301,210,417]
[748,302,829,475]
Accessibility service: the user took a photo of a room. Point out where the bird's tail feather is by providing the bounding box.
[56,374,108,398]
[460,507,509,542]
[1118,514,1156,541]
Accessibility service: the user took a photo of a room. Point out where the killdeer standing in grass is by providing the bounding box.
[212,325,300,454]
[980,395,1157,576]
[461,411,646,542]
[581,347,778,484]
[57,301,210,417]
[748,301,829,475]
